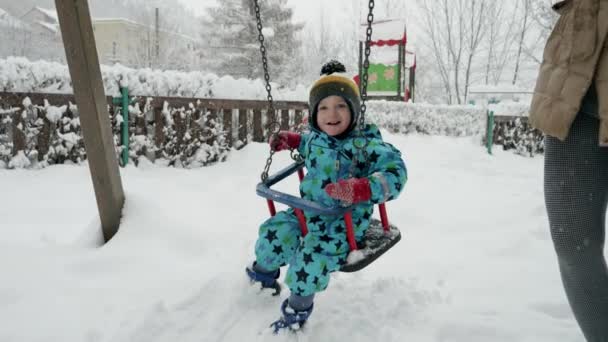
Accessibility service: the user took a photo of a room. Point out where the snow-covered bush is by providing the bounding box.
[492,118,544,157]
[156,103,229,168]
[0,95,230,169]
[487,102,544,157]
[0,57,307,101]
[366,100,486,136]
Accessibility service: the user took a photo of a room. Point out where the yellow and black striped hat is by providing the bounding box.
[309,60,361,135]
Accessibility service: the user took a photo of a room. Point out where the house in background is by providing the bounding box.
[92,17,200,69]
[20,6,59,35]
[4,6,201,70]
[0,6,65,62]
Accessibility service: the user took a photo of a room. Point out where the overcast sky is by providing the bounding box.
[174,0,357,22]
[174,0,418,45]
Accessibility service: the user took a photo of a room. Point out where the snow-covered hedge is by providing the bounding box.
[492,117,544,157]
[0,97,230,169]
[0,57,308,100]
[485,101,544,156]
[367,100,486,136]
[367,100,543,157]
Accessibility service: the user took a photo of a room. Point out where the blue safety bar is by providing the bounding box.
[256,160,353,216]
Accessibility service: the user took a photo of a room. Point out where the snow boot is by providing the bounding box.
[245,262,281,295]
[270,298,314,334]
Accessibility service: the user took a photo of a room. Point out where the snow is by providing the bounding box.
[359,18,406,42]
[0,57,307,101]
[34,6,59,23]
[0,8,27,29]
[44,99,67,123]
[0,131,586,341]
[35,20,58,33]
[7,150,30,169]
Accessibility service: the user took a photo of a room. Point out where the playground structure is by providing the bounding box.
[53,0,124,242]
[357,19,415,102]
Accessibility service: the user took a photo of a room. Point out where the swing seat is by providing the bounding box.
[340,218,401,272]
[256,160,402,272]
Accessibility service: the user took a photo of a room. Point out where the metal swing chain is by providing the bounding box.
[253,0,281,182]
[350,0,375,178]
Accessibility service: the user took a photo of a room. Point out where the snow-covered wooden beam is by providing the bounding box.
[54,0,124,242]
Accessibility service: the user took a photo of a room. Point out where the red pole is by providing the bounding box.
[379,203,389,231]
[294,208,308,236]
[267,199,276,216]
[297,168,305,181]
[344,212,357,251]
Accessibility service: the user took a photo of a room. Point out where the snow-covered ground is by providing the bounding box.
[0,132,585,341]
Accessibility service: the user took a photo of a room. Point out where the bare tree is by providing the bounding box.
[419,0,489,104]
[463,0,488,102]
[512,0,533,84]
[522,0,558,65]
[484,1,518,85]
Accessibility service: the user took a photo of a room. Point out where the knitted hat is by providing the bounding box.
[309,60,361,135]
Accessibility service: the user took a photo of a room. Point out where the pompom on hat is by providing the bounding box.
[308,60,361,135]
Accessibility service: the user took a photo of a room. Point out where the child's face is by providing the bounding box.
[316,95,352,136]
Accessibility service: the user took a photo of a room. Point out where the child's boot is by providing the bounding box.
[270,298,314,334]
[245,262,281,295]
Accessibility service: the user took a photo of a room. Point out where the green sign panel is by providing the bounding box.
[367,64,399,92]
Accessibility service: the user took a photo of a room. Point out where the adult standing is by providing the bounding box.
[529,0,608,340]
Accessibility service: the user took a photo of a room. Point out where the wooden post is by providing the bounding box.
[55,0,125,242]
[294,109,303,128]
[11,111,25,156]
[154,104,164,158]
[206,108,218,146]
[223,109,233,148]
[253,109,263,142]
[37,114,53,161]
[238,108,248,148]
[280,109,289,131]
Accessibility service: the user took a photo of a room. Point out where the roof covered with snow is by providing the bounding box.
[359,18,406,45]
[33,6,58,23]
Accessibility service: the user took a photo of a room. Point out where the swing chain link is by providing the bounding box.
[256,0,373,181]
[360,0,374,129]
[350,0,374,178]
[254,0,301,181]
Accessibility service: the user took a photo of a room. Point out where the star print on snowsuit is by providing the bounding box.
[254,123,407,296]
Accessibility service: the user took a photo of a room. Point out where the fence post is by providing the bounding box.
[154,104,164,159]
[112,87,129,166]
[237,108,248,149]
[121,87,129,165]
[486,109,495,155]
[11,111,25,156]
[223,108,233,148]
[253,109,263,142]
[280,109,289,131]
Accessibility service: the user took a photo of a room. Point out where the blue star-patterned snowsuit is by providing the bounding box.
[254,124,407,296]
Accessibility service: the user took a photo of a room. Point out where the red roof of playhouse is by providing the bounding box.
[360,18,412,66]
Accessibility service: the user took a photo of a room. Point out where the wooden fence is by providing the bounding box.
[0,92,309,164]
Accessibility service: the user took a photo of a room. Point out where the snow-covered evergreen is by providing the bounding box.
[201,0,303,86]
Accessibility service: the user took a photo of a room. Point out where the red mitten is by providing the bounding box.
[324,178,371,205]
[269,131,301,152]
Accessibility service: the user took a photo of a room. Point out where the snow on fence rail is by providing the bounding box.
[0,92,308,168]
[0,91,544,168]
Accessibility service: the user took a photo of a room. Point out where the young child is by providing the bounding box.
[246,60,407,333]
